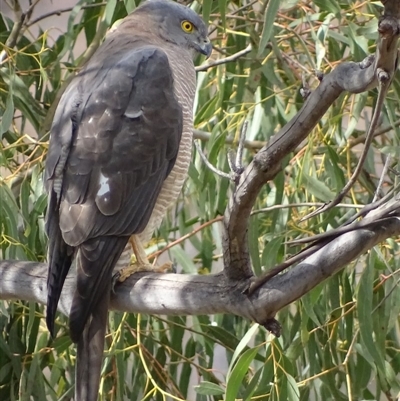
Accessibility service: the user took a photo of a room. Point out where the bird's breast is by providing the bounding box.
[138,48,196,244]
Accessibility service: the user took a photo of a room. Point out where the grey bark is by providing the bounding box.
[1,216,400,328]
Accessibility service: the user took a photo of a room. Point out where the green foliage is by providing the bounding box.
[1,0,400,400]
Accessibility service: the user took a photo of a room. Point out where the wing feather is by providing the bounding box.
[45,39,183,341]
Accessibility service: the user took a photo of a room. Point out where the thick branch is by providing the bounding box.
[1,217,399,325]
[223,0,400,283]
[223,58,377,281]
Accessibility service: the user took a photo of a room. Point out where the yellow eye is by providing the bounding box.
[181,20,194,33]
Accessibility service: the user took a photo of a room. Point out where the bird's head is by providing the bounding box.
[135,0,212,58]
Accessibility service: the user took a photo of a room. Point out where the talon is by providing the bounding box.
[112,235,174,292]
[156,261,174,273]
[113,260,173,288]
[111,271,121,292]
[116,263,150,283]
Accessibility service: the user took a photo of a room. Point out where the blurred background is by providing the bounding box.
[1,1,400,400]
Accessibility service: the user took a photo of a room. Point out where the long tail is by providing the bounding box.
[75,280,110,401]
[70,235,128,401]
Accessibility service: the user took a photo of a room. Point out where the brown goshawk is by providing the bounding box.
[44,1,210,399]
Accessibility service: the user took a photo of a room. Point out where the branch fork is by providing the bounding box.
[195,120,247,183]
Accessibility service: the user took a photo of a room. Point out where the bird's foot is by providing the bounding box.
[112,261,173,289]
[118,261,173,281]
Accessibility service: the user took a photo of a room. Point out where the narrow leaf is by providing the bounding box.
[258,0,280,56]
[226,323,259,379]
[225,346,261,401]
[0,91,14,138]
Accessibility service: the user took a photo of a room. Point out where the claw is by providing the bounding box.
[112,261,173,291]
[111,235,173,292]
[111,271,122,293]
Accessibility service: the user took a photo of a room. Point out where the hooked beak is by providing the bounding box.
[199,38,212,58]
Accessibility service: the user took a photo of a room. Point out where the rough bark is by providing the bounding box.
[1,217,400,328]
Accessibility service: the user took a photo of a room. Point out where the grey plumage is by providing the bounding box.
[44,1,210,400]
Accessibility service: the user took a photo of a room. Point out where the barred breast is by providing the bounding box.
[114,46,196,271]
[138,48,196,243]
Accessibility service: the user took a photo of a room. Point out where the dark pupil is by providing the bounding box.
[185,23,190,29]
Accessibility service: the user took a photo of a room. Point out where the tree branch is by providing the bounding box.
[195,44,252,72]
[1,217,399,326]
[222,57,377,282]
[301,11,400,221]
[193,129,266,150]
[26,2,108,27]
[223,0,400,286]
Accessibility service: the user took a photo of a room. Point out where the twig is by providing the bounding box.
[207,0,260,36]
[348,118,400,148]
[1,0,25,65]
[342,186,397,226]
[226,120,247,183]
[373,154,391,202]
[235,120,247,173]
[229,0,259,16]
[193,129,266,150]
[281,51,313,77]
[300,73,312,99]
[195,44,252,72]
[26,2,108,27]
[227,150,237,175]
[5,0,40,43]
[194,140,232,180]
[286,187,399,247]
[194,120,247,183]
[150,216,224,262]
[251,202,364,215]
[301,68,394,221]
[247,239,332,295]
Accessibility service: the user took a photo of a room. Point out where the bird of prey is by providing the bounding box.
[44,1,211,399]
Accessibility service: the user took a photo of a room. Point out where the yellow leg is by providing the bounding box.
[116,235,173,283]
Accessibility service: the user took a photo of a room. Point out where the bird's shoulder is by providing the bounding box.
[45,40,180,180]
[45,35,184,243]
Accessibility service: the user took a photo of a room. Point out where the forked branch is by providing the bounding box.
[223,0,400,291]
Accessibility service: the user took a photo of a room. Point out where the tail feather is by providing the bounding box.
[46,195,73,337]
[76,284,110,401]
[69,236,128,342]
[70,235,128,401]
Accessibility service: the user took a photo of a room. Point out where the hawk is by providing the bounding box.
[44,1,210,399]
